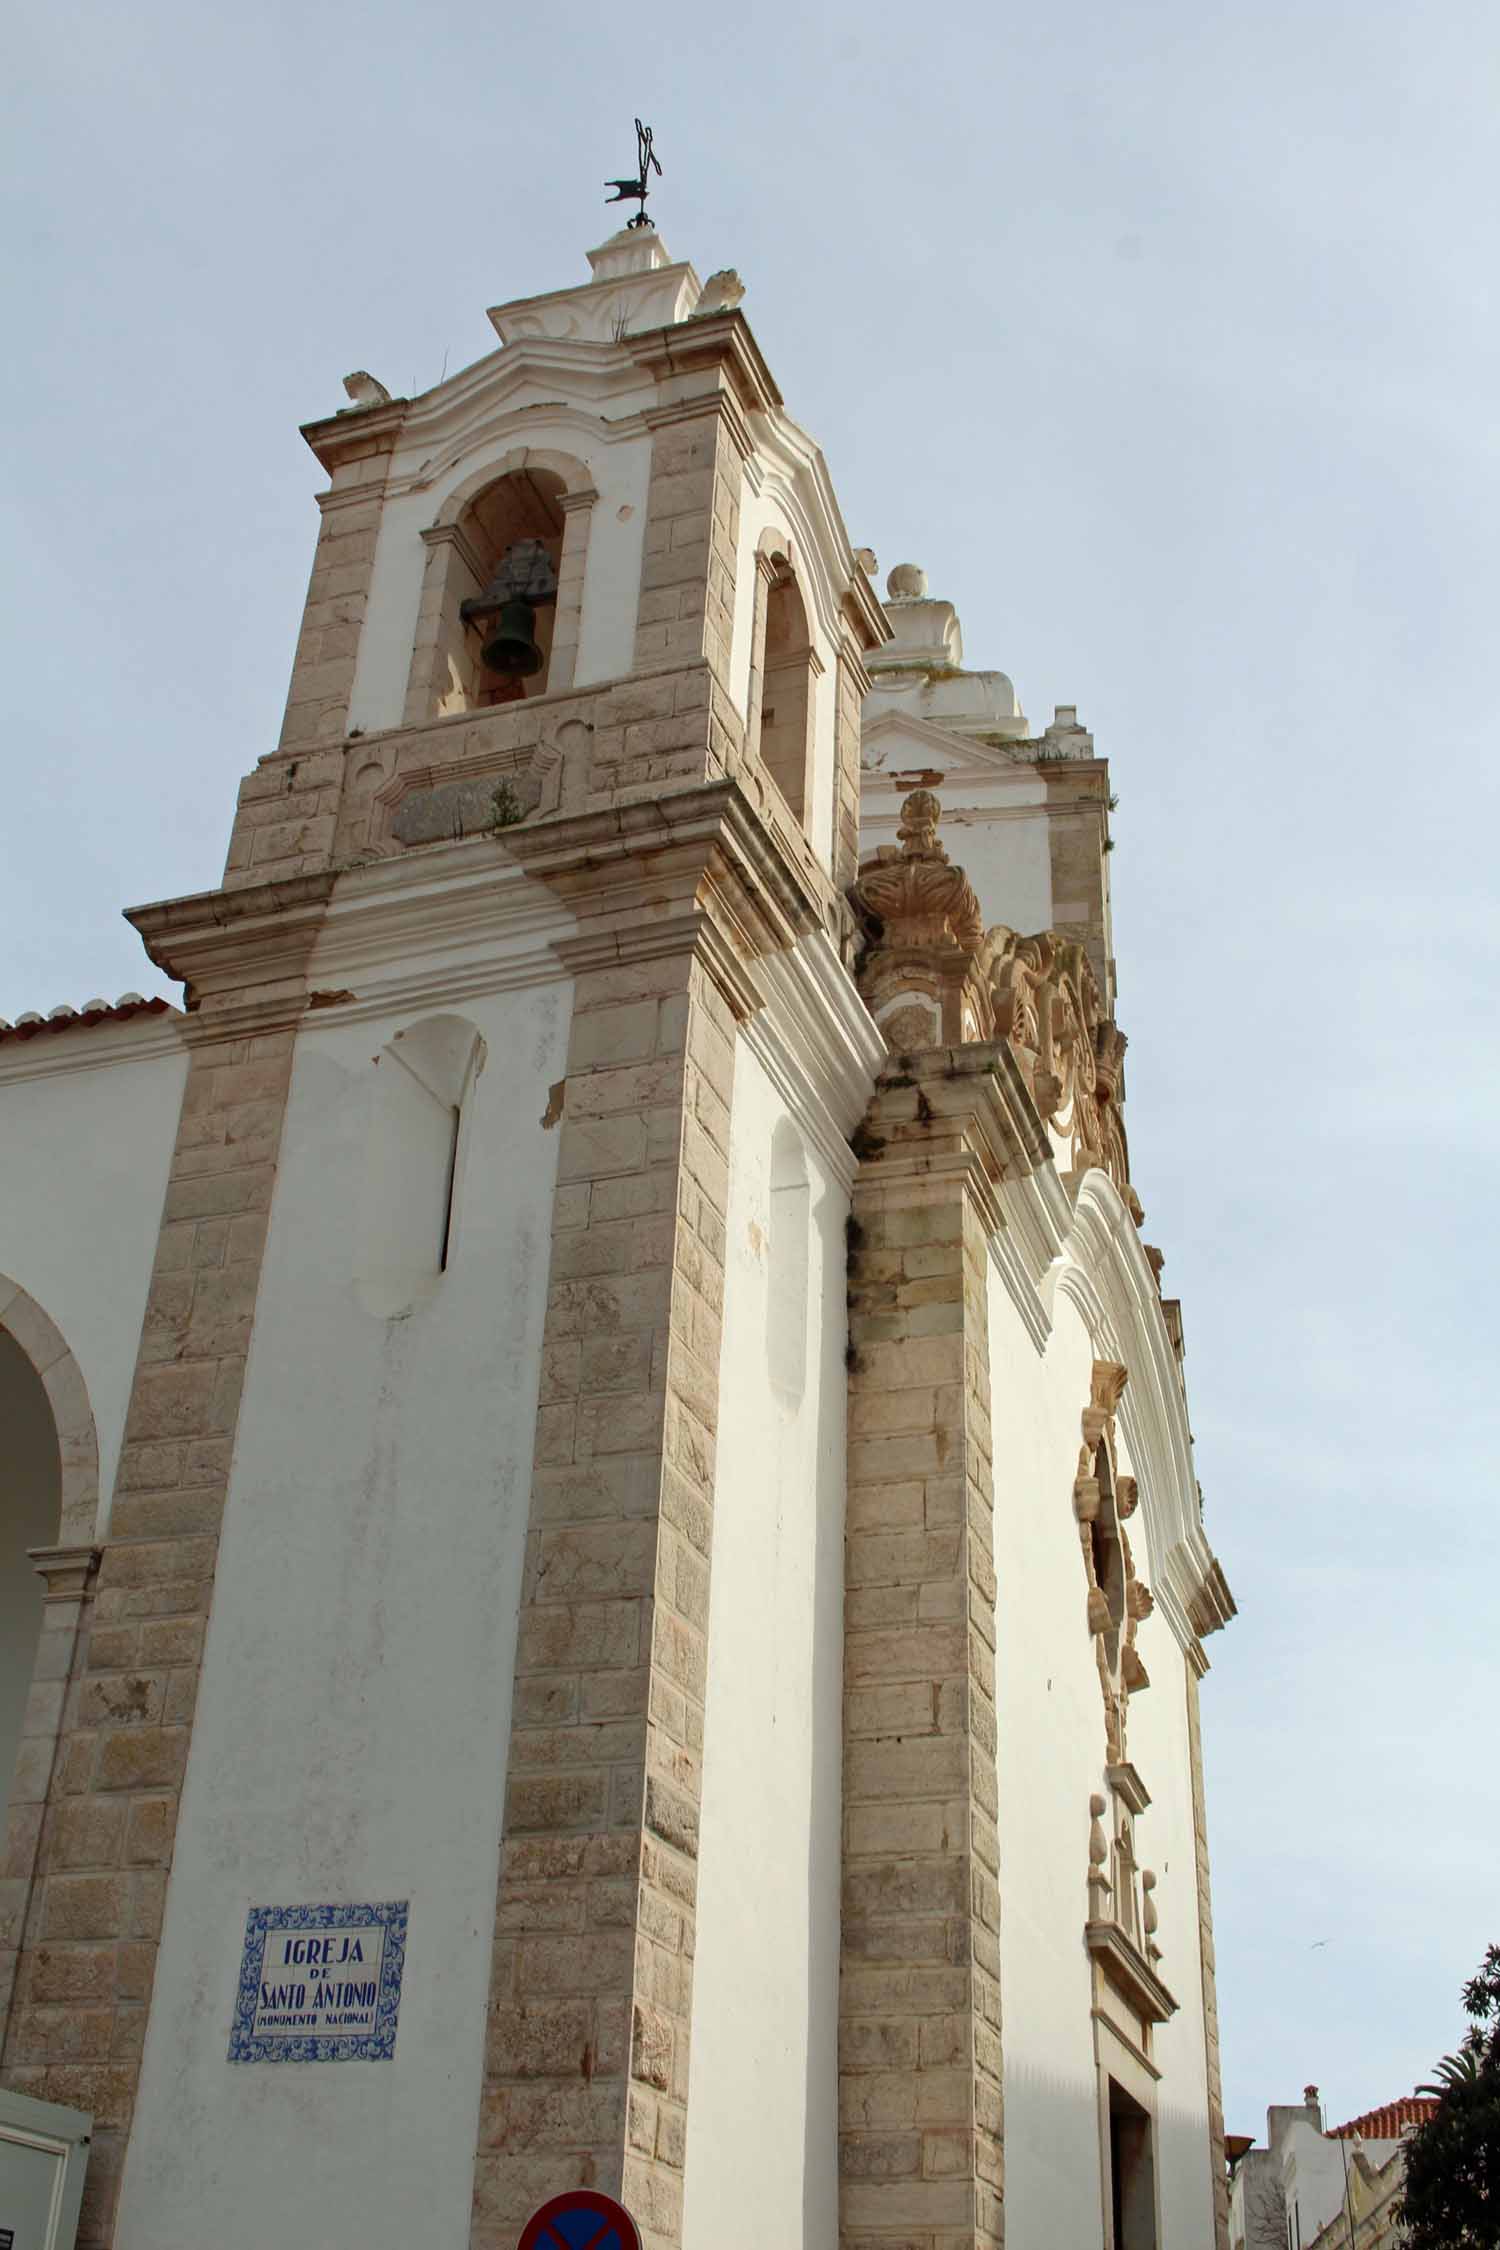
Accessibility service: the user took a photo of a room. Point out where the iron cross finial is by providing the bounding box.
[604,118,663,230]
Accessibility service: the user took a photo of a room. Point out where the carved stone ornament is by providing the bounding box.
[984,924,1135,1210]
[1072,1360,1153,1766]
[849,790,990,1050]
[850,787,1139,1213]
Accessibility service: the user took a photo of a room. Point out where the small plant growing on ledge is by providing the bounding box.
[488,780,524,831]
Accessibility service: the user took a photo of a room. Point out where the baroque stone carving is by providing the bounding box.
[849,788,1139,1214]
[985,925,1135,1210]
[1073,1360,1153,1765]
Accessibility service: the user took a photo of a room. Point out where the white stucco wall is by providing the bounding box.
[347,400,657,735]
[681,1042,847,2250]
[117,973,571,2250]
[990,1277,1109,2243]
[990,1250,1218,2248]
[1120,1588,1217,2246]
[860,761,1055,938]
[0,1020,187,1532]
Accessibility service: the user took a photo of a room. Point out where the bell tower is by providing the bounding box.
[0,213,890,2250]
[226,221,884,908]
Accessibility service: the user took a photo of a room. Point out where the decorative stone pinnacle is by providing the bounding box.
[896,787,946,861]
[886,562,928,600]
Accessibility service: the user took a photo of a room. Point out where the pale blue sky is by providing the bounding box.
[5,0,1497,2144]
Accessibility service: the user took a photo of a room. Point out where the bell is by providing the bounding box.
[479,598,544,678]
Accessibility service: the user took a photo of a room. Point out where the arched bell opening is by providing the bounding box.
[409,468,570,724]
[456,470,567,708]
[0,1325,62,1840]
[756,558,816,823]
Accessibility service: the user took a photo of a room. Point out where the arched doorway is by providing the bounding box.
[0,1325,61,1838]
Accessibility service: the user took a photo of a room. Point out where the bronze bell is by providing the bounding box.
[480,599,544,677]
[460,536,559,682]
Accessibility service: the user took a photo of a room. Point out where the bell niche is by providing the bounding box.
[410,467,568,718]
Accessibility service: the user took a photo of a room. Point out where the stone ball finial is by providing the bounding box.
[887,562,928,600]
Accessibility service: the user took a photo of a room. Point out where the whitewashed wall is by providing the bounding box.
[989,1279,1109,2242]
[0,1019,187,1533]
[1118,1578,1217,2244]
[681,1041,847,2250]
[116,974,571,2250]
[990,1260,1219,2247]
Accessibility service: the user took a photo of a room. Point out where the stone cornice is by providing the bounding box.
[499,780,830,981]
[299,838,577,1022]
[853,1041,1050,1240]
[628,309,784,420]
[300,398,411,472]
[1086,1920,1178,2025]
[29,1543,101,1602]
[126,872,337,1027]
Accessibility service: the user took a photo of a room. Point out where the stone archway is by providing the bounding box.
[0,1277,100,2053]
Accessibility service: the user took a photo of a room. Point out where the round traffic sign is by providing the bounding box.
[516,2189,642,2250]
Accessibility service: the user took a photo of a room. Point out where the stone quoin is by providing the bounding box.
[0,217,1234,2250]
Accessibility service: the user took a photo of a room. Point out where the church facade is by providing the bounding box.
[0,224,1234,2250]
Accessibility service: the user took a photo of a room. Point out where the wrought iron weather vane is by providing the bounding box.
[604,118,662,230]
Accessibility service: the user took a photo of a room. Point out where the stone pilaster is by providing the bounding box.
[631,407,744,679]
[220,401,406,890]
[471,787,812,2250]
[276,401,407,755]
[549,487,598,692]
[833,630,873,894]
[628,314,782,682]
[840,1045,1040,2250]
[0,1546,99,2053]
[1186,1661,1230,2250]
[0,878,331,2248]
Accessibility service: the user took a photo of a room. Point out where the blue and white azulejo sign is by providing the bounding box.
[229,1900,408,2063]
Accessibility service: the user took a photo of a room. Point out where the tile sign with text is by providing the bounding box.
[229,1900,408,2063]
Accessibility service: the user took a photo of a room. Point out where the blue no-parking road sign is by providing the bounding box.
[516,2190,642,2250]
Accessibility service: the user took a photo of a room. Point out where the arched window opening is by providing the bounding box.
[437,471,568,717]
[0,1326,61,1840]
[358,1015,485,1318]
[768,1120,810,1402]
[757,561,815,823]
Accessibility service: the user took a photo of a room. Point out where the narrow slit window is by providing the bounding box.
[357,1015,484,1317]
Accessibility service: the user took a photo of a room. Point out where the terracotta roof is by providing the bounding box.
[0,995,173,1047]
[1331,2097,1438,2141]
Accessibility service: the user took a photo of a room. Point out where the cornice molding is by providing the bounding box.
[742,930,886,1187]
[1085,1919,1178,2025]
[0,1008,186,1086]
[853,1041,1049,1241]
[300,398,411,472]
[29,1543,101,1602]
[126,872,337,1028]
[297,839,578,1023]
[628,309,784,419]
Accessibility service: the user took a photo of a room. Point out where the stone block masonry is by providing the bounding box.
[472,926,741,2250]
[1186,1666,1231,2250]
[841,1050,1019,2250]
[0,881,331,2248]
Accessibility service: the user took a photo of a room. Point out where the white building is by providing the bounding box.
[1230,2090,1436,2250]
[0,220,1235,2250]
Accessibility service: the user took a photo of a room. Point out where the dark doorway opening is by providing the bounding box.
[1109,2077,1157,2250]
